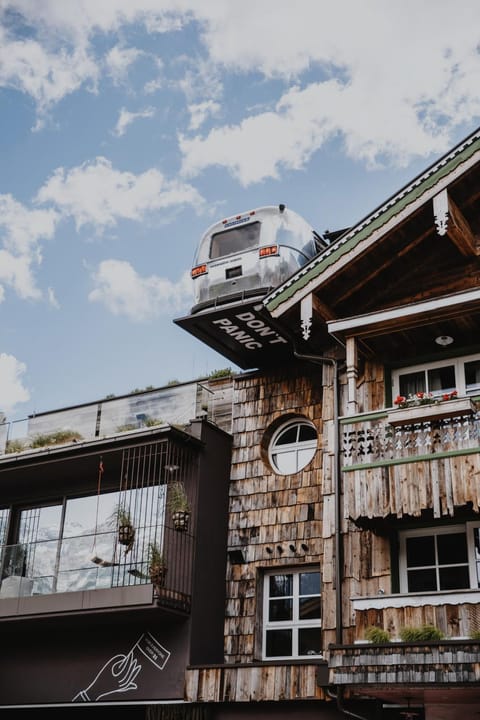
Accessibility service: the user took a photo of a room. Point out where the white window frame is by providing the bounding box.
[262,567,322,660]
[268,419,317,475]
[391,351,480,400]
[399,524,480,593]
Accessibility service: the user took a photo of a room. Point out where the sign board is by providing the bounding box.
[174,298,294,370]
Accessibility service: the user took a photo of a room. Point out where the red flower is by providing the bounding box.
[450,390,458,398]
[394,395,406,405]
[442,393,450,401]
[416,392,424,399]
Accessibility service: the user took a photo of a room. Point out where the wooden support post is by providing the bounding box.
[346,336,358,415]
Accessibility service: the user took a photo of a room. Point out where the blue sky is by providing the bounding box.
[1,0,480,421]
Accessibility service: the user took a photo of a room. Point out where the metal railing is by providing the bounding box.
[0,523,193,611]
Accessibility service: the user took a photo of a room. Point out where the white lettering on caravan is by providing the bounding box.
[211,313,288,351]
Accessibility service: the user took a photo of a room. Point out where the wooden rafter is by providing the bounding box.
[446,195,479,257]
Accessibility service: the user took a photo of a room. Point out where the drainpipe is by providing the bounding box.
[292,349,343,646]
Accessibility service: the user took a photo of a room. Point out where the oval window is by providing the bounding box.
[268,420,317,475]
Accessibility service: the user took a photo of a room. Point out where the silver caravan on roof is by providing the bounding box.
[190,204,327,313]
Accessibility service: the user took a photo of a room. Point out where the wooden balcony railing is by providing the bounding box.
[341,399,479,468]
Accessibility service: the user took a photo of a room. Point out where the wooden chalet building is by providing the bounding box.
[181,127,480,720]
[3,127,480,720]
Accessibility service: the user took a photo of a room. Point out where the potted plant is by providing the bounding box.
[148,542,167,591]
[167,481,191,531]
[113,505,136,554]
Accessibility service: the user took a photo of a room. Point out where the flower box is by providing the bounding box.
[387,397,476,426]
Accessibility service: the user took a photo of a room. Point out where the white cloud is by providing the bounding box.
[36,157,204,230]
[112,107,155,137]
[177,2,480,182]
[3,1,480,176]
[144,57,164,94]
[0,26,98,127]
[47,287,60,309]
[88,259,193,321]
[106,44,142,84]
[0,354,30,413]
[0,194,58,299]
[188,100,221,131]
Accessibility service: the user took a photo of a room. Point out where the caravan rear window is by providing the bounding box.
[210,222,261,259]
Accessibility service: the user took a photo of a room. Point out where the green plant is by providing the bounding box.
[469,630,480,640]
[364,626,391,644]
[5,439,25,454]
[30,430,82,448]
[167,481,190,514]
[144,416,163,427]
[148,542,167,589]
[208,367,232,379]
[394,390,458,409]
[399,624,444,642]
[116,423,137,432]
[112,505,135,554]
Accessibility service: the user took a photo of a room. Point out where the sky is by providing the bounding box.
[2,0,480,423]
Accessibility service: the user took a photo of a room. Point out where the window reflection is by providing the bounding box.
[2,485,167,595]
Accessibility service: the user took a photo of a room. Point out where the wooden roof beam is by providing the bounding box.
[433,188,479,256]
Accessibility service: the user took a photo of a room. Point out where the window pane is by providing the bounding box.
[465,360,480,393]
[298,627,321,656]
[271,452,297,475]
[276,426,298,445]
[427,365,455,394]
[0,508,9,545]
[297,447,316,469]
[270,574,292,597]
[299,571,321,595]
[299,425,317,441]
[437,532,468,565]
[473,527,480,588]
[299,596,321,620]
[269,598,293,621]
[406,536,435,567]
[439,566,470,591]
[408,568,437,592]
[399,371,425,397]
[210,222,261,259]
[266,629,292,657]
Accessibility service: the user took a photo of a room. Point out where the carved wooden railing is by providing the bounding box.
[341,400,480,467]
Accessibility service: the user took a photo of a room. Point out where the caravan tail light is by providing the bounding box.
[191,264,207,278]
[259,245,278,258]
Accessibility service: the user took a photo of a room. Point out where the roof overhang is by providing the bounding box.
[328,287,480,340]
[266,127,480,319]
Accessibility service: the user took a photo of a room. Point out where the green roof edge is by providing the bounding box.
[266,130,480,313]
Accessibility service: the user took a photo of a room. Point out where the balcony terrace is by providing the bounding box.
[0,520,194,619]
[340,398,480,521]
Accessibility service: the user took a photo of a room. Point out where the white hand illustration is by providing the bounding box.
[73,651,141,702]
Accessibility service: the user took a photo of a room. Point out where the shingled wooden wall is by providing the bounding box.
[225,367,325,659]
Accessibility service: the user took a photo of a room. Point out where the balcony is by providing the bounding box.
[0,522,193,618]
[341,400,480,521]
[0,377,233,455]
